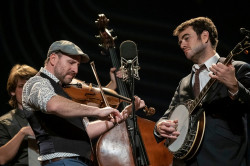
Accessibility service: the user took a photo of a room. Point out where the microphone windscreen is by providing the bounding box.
[120,40,138,60]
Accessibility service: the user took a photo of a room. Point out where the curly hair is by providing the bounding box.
[173,17,218,49]
[7,64,38,108]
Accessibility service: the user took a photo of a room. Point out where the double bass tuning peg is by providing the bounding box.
[109,29,115,34]
[95,35,100,39]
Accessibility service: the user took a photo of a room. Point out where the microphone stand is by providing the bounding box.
[121,56,149,166]
[127,61,148,166]
[130,63,138,165]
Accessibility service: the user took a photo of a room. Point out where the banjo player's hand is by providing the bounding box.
[209,62,238,93]
[157,120,180,139]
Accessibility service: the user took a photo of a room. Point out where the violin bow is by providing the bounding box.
[90,61,118,124]
[90,61,110,107]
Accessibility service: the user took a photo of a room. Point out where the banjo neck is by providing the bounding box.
[189,49,239,115]
[189,34,250,115]
[189,78,216,114]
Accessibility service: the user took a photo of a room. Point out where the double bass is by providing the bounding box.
[94,14,173,166]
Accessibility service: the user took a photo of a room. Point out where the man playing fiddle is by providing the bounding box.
[22,40,145,166]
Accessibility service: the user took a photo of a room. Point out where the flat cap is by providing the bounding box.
[47,40,89,63]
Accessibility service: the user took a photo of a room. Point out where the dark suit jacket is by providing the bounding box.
[0,109,29,166]
[154,60,250,166]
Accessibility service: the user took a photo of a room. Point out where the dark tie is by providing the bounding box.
[193,65,206,97]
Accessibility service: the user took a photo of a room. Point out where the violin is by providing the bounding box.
[63,78,155,116]
[63,78,130,109]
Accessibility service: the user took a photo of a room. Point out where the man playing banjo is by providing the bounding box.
[154,17,250,166]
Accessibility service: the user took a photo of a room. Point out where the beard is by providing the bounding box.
[54,64,76,85]
[187,42,206,64]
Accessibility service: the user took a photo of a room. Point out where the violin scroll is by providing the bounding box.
[143,106,156,116]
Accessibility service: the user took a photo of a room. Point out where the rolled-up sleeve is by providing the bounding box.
[23,76,56,112]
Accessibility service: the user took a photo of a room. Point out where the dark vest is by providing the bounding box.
[26,72,92,159]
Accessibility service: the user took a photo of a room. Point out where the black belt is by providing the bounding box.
[41,156,92,166]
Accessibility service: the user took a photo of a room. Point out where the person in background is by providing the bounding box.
[22,40,145,166]
[0,126,34,165]
[0,64,37,165]
[154,17,250,166]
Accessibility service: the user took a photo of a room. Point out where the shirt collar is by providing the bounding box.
[40,67,60,84]
[192,53,220,72]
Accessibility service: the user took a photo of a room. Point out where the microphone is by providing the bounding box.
[120,40,140,81]
[240,28,250,36]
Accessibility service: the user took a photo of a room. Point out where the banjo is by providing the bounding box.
[167,35,250,160]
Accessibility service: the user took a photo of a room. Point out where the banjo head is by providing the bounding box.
[168,104,189,152]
